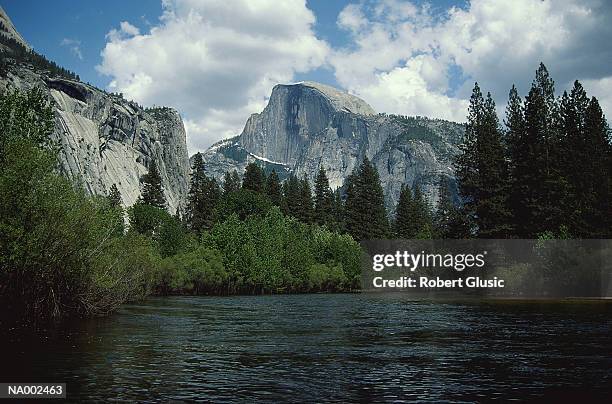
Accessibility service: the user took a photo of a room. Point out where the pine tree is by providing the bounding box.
[505,85,525,172]
[297,176,314,224]
[583,97,612,237]
[331,189,345,232]
[510,64,566,236]
[476,93,512,237]
[411,185,432,238]
[242,162,265,193]
[314,166,334,226]
[187,153,219,233]
[456,83,511,237]
[140,160,166,210]
[344,157,389,240]
[265,169,282,206]
[223,170,241,195]
[434,177,469,238]
[281,175,301,218]
[455,83,484,234]
[393,184,413,238]
[107,184,122,208]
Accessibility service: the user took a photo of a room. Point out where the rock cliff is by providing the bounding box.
[0,8,190,213]
[202,82,464,210]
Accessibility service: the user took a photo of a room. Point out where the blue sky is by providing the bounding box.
[2,0,611,152]
[1,0,466,89]
[1,0,163,88]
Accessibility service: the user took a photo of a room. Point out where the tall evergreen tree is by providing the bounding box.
[476,93,512,237]
[456,83,511,237]
[510,64,566,236]
[242,162,265,193]
[344,157,389,240]
[223,170,241,195]
[281,175,301,218]
[265,169,282,206]
[187,153,219,233]
[410,185,433,239]
[582,97,612,237]
[393,184,413,238]
[297,177,315,224]
[107,184,122,208]
[434,177,469,238]
[140,160,166,210]
[455,82,483,234]
[331,189,345,232]
[314,166,334,226]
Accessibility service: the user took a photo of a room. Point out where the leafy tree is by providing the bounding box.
[128,202,191,257]
[242,162,265,193]
[0,88,54,165]
[140,160,166,210]
[265,169,282,206]
[314,166,334,227]
[344,157,389,240]
[216,188,272,222]
[0,89,157,324]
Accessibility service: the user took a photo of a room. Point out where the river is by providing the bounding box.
[2,294,612,402]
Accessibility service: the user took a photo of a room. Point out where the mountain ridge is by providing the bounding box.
[202,82,464,210]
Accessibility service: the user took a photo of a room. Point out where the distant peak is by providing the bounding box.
[0,6,31,50]
[276,81,376,116]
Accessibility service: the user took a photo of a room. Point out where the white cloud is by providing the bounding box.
[582,77,612,123]
[60,38,83,60]
[98,0,612,152]
[331,0,612,123]
[105,21,140,42]
[97,0,329,152]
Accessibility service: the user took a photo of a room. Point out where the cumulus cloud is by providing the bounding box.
[97,0,328,152]
[331,0,612,122]
[60,38,83,60]
[98,0,612,152]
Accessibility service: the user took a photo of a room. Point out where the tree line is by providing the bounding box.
[455,63,611,238]
[0,88,361,326]
[0,23,80,81]
[2,63,610,326]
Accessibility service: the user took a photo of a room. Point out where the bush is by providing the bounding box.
[154,246,227,295]
[203,207,362,294]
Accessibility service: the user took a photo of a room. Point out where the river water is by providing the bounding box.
[3,294,612,402]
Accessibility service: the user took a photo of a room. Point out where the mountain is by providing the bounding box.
[0,7,190,213]
[202,81,464,210]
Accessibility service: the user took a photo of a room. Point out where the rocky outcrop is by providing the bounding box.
[0,65,190,213]
[203,82,464,210]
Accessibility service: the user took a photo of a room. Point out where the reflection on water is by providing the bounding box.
[2,294,612,402]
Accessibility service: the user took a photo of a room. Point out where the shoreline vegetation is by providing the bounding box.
[1,62,611,328]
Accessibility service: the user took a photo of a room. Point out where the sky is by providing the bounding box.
[2,0,612,153]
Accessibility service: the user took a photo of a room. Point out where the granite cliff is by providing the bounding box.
[202,81,464,210]
[0,8,190,213]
